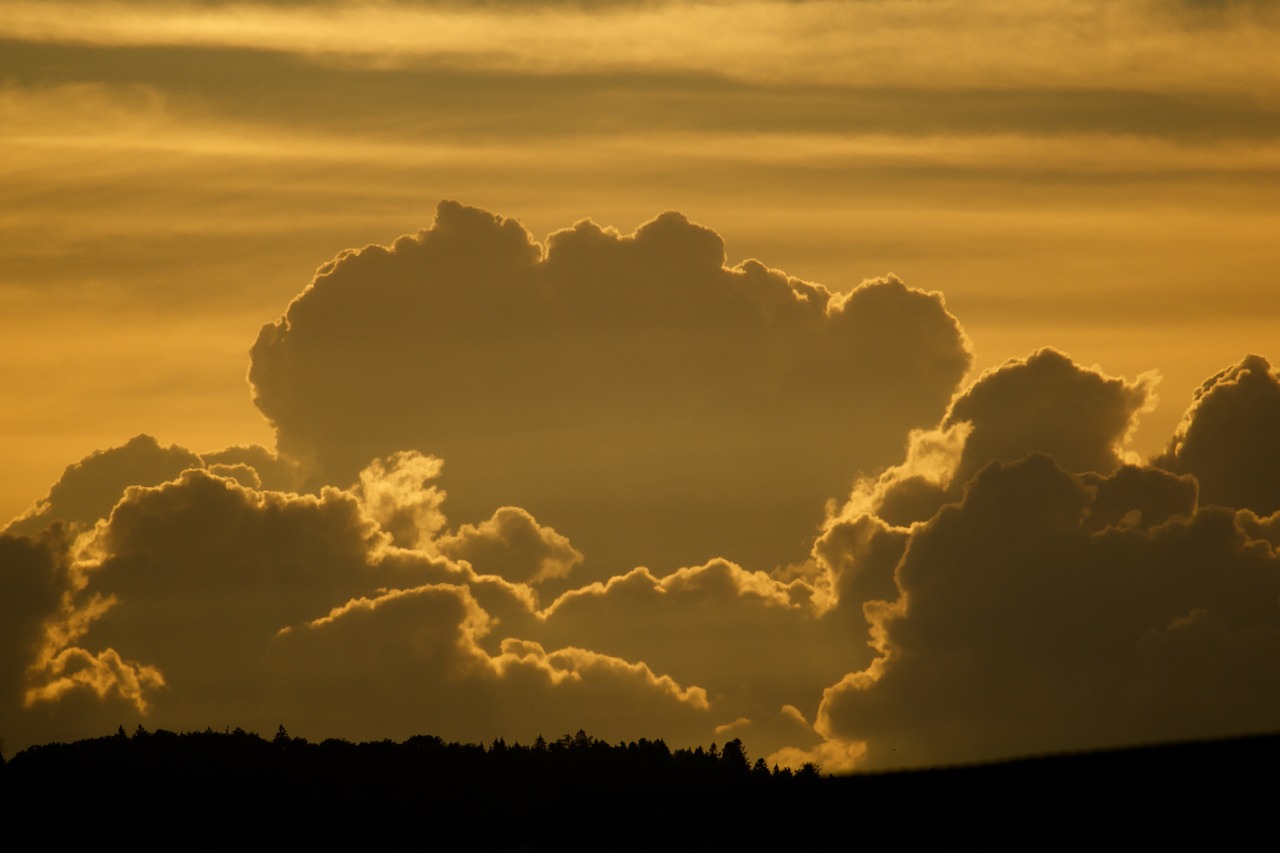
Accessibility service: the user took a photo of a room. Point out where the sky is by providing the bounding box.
[2,0,1280,769]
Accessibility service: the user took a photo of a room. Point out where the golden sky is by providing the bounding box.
[2,0,1280,769]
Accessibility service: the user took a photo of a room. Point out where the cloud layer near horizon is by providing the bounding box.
[4,203,1280,773]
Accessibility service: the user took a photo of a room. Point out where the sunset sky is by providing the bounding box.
[3,0,1279,769]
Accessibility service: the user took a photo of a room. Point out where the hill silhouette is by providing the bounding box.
[3,727,1273,848]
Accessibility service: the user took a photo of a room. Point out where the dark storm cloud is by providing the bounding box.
[249,200,971,576]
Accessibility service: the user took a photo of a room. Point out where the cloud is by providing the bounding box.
[6,179,1279,776]
[5,1,1279,95]
[829,348,1157,529]
[815,453,1280,770]
[31,471,396,719]
[811,514,909,611]
[13,466,716,747]
[265,585,712,744]
[943,348,1156,483]
[4,435,201,537]
[436,506,582,586]
[788,348,1280,771]
[0,530,73,743]
[201,445,301,492]
[3,435,300,538]
[1155,354,1280,515]
[0,525,168,750]
[353,450,449,551]
[250,200,971,576]
[536,559,864,743]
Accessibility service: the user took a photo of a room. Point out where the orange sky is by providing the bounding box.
[2,0,1279,769]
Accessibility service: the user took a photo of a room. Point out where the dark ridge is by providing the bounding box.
[2,727,1274,848]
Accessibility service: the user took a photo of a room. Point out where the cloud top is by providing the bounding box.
[249,200,971,574]
[1156,354,1280,514]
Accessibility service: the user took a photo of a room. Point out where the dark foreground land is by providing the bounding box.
[3,728,1276,849]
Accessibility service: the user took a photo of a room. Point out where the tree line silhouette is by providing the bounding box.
[1,725,822,846]
[4,722,819,785]
[3,726,1277,848]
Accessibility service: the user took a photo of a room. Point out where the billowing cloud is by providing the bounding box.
[829,348,1157,529]
[815,454,1280,770]
[0,530,72,738]
[943,348,1155,482]
[1156,354,1280,515]
[535,559,861,750]
[4,435,201,537]
[353,450,449,551]
[38,470,397,719]
[436,506,582,586]
[201,444,301,493]
[811,514,909,613]
[3,435,299,539]
[266,585,712,745]
[12,465,716,746]
[772,347,1280,772]
[249,200,971,576]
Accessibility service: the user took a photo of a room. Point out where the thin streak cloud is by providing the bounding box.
[13,81,1280,176]
[4,1,1279,93]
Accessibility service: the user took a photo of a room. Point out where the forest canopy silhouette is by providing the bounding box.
[4,725,1275,847]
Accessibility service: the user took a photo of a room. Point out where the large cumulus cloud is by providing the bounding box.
[249,201,972,576]
[798,351,1280,771]
[811,349,1160,620]
[5,451,861,755]
[17,463,714,746]
[6,200,1280,776]
[816,454,1280,769]
[831,348,1158,529]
